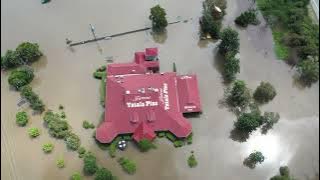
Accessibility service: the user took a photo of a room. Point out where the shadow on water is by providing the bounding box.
[183,112,202,118]
[229,128,250,143]
[32,55,48,71]
[151,30,168,44]
[212,47,233,86]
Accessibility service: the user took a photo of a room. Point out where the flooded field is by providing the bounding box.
[1,0,319,180]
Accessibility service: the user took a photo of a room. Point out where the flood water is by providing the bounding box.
[1,0,319,180]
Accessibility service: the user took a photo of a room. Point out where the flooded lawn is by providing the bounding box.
[1,0,319,180]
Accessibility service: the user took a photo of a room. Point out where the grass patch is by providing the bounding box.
[272,30,289,60]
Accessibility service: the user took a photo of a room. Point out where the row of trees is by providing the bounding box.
[20,85,45,113]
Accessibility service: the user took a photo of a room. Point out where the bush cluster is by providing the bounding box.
[297,58,319,85]
[43,111,69,139]
[1,42,42,69]
[137,139,156,152]
[42,143,54,153]
[65,132,81,151]
[149,5,168,32]
[83,120,95,129]
[226,80,251,109]
[118,157,137,174]
[187,152,198,168]
[56,158,65,168]
[28,127,40,138]
[16,111,28,126]
[8,66,34,90]
[77,147,86,158]
[83,152,98,175]
[71,172,82,180]
[235,111,262,133]
[253,81,277,104]
[20,85,45,113]
[248,151,265,164]
[235,9,259,27]
[95,167,116,180]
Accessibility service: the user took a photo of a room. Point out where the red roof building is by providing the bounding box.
[96,48,202,143]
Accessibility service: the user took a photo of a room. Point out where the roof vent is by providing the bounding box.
[125,90,130,94]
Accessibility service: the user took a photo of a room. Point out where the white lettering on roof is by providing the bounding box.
[163,83,170,110]
[126,101,158,108]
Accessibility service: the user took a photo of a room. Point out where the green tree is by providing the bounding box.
[226,80,251,108]
[20,85,45,112]
[235,9,259,27]
[56,158,65,168]
[42,143,54,153]
[1,50,23,69]
[270,166,294,180]
[219,28,240,55]
[149,5,168,32]
[118,157,137,174]
[224,52,240,81]
[187,151,198,168]
[15,42,42,63]
[65,133,81,151]
[83,120,95,129]
[8,66,34,90]
[235,112,262,133]
[248,151,265,163]
[253,81,277,103]
[71,172,82,180]
[83,152,98,175]
[16,111,29,126]
[261,112,280,133]
[137,139,156,152]
[28,127,40,138]
[297,58,319,85]
[95,167,116,180]
[77,147,86,158]
[200,9,221,39]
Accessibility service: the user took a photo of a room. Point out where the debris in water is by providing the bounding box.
[41,0,50,4]
[17,99,26,107]
[105,56,114,63]
[183,20,188,23]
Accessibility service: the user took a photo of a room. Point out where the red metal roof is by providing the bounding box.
[96,48,202,143]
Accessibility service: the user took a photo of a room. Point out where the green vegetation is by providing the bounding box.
[65,132,81,151]
[219,28,240,56]
[253,81,277,104]
[156,131,166,138]
[100,75,106,107]
[235,111,262,133]
[71,172,82,180]
[224,52,240,82]
[200,0,227,39]
[297,58,319,85]
[43,111,69,139]
[108,137,121,158]
[225,80,251,109]
[118,157,137,174]
[137,139,157,152]
[83,152,98,175]
[77,147,86,158]
[93,66,106,79]
[244,151,265,168]
[165,132,177,142]
[173,62,177,72]
[20,85,45,113]
[60,111,66,119]
[173,140,184,148]
[187,151,198,168]
[149,5,168,32]
[257,0,319,65]
[56,158,65,168]
[95,167,116,180]
[186,132,193,144]
[83,120,95,129]
[42,143,54,153]
[28,127,40,138]
[235,9,259,27]
[8,66,34,90]
[1,42,42,69]
[120,134,132,141]
[261,112,280,134]
[58,104,64,110]
[16,111,28,126]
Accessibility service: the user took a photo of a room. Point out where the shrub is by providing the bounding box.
[15,42,42,63]
[93,71,106,79]
[235,112,262,133]
[78,147,86,158]
[157,131,166,138]
[297,58,319,85]
[71,172,82,180]
[200,9,221,39]
[42,143,54,153]
[261,111,280,133]
[83,152,98,175]
[173,140,184,148]
[56,158,65,168]
[118,157,137,174]
[60,111,66,119]
[108,137,121,158]
[186,132,193,144]
[187,152,198,168]
[20,85,45,112]
[235,9,259,27]
[58,104,64,110]
[1,50,22,69]
[28,127,40,138]
[253,82,277,103]
[149,5,168,32]
[226,80,251,108]
[165,132,177,142]
[8,66,34,90]
[95,167,116,180]
[224,52,240,81]
[137,139,156,152]
[279,166,290,177]
[219,27,240,55]
[65,133,81,151]
[83,120,95,129]
[270,166,294,180]
[16,111,28,126]
[248,151,265,164]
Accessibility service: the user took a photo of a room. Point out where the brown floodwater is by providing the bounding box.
[1,0,319,180]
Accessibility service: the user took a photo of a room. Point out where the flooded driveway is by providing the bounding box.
[1,0,319,180]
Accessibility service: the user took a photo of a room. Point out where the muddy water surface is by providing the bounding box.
[1,0,319,180]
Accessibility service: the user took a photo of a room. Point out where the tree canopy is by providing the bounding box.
[149,5,168,32]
